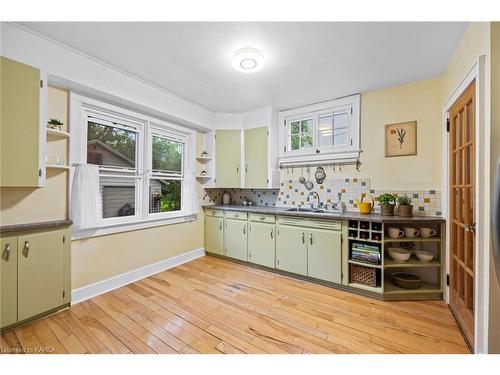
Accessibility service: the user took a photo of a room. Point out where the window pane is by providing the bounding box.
[290,134,300,150]
[333,112,348,129]
[100,180,135,218]
[149,179,181,213]
[152,136,183,174]
[319,115,333,147]
[301,133,313,149]
[333,127,348,146]
[301,119,312,133]
[290,121,300,135]
[87,122,136,168]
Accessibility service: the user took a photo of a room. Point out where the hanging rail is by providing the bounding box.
[279,158,361,172]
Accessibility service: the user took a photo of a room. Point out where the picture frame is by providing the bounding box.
[385,121,417,157]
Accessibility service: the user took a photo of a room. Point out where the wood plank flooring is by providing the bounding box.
[1,256,470,354]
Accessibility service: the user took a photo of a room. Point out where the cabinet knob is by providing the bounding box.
[22,241,30,258]
[2,244,10,262]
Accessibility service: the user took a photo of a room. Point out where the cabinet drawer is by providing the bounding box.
[204,209,224,217]
[277,216,341,230]
[225,211,248,220]
[249,213,276,223]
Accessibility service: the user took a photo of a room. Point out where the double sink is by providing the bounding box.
[286,207,325,213]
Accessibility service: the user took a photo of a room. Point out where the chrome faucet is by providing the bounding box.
[307,191,320,208]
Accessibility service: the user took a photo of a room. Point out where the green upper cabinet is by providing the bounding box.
[215,130,241,188]
[225,218,247,261]
[244,127,268,188]
[248,222,275,268]
[307,228,342,283]
[0,57,47,187]
[17,230,65,322]
[276,225,308,275]
[0,237,18,329]
[205,215,224,255]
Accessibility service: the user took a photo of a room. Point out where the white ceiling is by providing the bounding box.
[19,22,468,113]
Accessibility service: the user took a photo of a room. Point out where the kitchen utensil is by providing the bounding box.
[299,167,306,184]
[388,227,405,239]
[304,180,314,190]
[388,247,411,263]
[414,250,434,262]
[419,227,436,237]
[355,194,375,214]
[314,166,326,184]
[404,227,420,238]
[391,272,422,289]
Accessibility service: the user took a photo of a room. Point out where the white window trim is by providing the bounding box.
[278,94,361,165]
[70,94,197,240]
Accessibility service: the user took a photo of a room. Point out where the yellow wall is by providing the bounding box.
[281,78,443,190]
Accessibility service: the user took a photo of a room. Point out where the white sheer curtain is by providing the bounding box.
[184,171,199,215]
[71,164,102,229]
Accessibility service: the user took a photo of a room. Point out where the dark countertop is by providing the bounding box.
[0,219,73,234]
[203,205,445,223]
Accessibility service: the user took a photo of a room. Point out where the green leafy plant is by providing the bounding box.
[47,118,64,126]
[377,193,396,206]
[397,194,412,206]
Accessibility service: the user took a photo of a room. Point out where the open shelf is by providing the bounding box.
[348,282,383,294]
[46,164,69,170]
[384,258,441,268]
[196,156,211,161]
[384,237,441,243]
[46,128,70,139]
[348,259,382,269]
[196,175,212,179]
[384,280,441,294]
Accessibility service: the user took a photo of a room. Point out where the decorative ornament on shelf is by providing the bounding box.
[200,170,207,176]
[47,118,64,131]
[201,150,208,158]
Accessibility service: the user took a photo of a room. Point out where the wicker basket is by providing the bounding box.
[350,264,377,287]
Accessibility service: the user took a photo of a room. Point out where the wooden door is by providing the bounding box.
[205,216,224,255]
[248,222,275,268]
[449,80,475,348]
[0,237,18,328]
[18,231,64,321]
[244,127,268,188]
[215,130,241,188]
[276,225,307,275]
[225,219,247,261]
[307,228,342,283]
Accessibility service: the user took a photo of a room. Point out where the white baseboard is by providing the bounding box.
[71,248,205,304]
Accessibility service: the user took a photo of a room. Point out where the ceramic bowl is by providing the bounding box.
[414,250,434,262]
[388,247,411,263]
[391,272,422,289]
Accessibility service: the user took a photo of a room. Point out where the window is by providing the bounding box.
[279,94,360,163]
[75,97,196,235]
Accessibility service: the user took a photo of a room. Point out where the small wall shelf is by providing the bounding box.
[46,164,70,170]
[46,128,70,139]
[196,156,211,162]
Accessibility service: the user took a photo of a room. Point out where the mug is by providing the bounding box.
[420,227,436,238]
[404,227,420,238]
[388,227,404,239]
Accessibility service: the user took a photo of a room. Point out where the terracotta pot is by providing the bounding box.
[398,204,413,217]
[380,204,395,216]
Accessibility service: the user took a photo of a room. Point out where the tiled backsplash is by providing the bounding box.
[203,177,442,216]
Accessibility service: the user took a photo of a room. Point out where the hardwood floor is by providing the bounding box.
[1,256,470,354]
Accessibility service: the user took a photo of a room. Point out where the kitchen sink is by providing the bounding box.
[286,207,325,213]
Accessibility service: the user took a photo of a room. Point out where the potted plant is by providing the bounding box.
[397,194,413,217]
[47,118,64,131]
[378,193,396,216]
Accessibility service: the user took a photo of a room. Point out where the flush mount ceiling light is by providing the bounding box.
[232,47,265,73]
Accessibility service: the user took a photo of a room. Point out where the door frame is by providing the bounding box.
[442,55,488,353]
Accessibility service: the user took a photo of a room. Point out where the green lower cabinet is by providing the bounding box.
[225,219,248,261]
[276,225,308,275]
[205,216,224,255]
[1,237,18,328]
[248,222,275,268]
[307,228,342,283]
[17,230,64,322]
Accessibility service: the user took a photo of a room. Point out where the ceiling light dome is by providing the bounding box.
[232,47,265,73]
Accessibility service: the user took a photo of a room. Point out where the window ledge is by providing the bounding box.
[72,213,198,240]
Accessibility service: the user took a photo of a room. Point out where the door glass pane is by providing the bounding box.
[467,102,473,143]
[319,115,333,147]
[149,179,181,213]
[454,115,460,149]
[152,136,183,174]
[100,179,136,218]
[87,121,137,168]
[466,273,474,310]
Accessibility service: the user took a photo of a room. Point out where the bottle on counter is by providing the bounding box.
[222,191,231,205]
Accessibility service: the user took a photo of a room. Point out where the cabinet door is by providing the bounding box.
[276,225,307,275]
[0,237,18,328]
[0,57,46,187]
[308,228,342,283]
[225,219,247,261]
[248,222,275,268]
[215,130,241,188]
[244,127,268,188]
[18,231,64,321]
[205,216,224,255]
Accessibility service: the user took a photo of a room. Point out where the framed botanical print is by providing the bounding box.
[385,121,417,157]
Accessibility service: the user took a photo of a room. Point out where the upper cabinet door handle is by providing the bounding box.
[243,225,246,235]
[22,241,30,258]
[270,229,273,239]
[301,232,305,244]
[245,164,248,173]
[2,244,10,262]
[310,233,313,245]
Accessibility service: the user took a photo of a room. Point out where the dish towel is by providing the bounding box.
[71,164,102,230]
